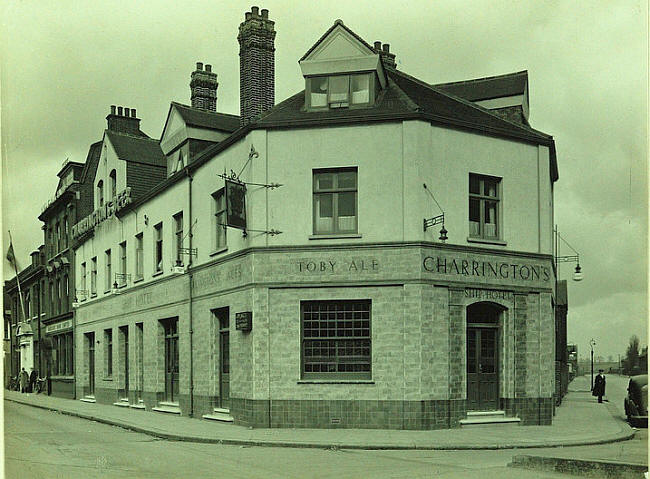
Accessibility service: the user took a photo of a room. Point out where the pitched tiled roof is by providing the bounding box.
[434,71,528,102]
[106,130,165,167]
[171,102,240,132]
[256,69,551,144]
[254,68,557,181]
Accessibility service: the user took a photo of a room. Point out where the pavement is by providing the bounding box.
[1,376,641,454]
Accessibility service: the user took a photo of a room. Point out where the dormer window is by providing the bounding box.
[307,73,374,110]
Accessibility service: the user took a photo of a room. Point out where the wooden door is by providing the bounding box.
[163,319,179,403]
[467,328,498,410]
[218,310,230,409]
[88,333,95,396]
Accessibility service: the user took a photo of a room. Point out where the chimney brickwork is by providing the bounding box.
[106,105,141,135]
[374,42,397,70]
[190,62,219,111]
[238,7,275,125]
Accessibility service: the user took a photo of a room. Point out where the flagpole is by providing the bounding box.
[8,230,27,322]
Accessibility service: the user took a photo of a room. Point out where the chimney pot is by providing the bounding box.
[131,108,136,117]
[251,6,259,15]
[374,41,381,50]
[205,64,212,72]
[261,8,268,18]
[245,11,252,20]
[117,106,123,116]
[383,43,390,53]
[110,105,116,115]
[196,62,203,71]
[124,107,130,117]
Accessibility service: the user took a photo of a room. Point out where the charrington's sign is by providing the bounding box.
[72,188,132,239]
[423,256,551,282]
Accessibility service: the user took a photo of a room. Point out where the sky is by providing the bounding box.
[1,0,648,360]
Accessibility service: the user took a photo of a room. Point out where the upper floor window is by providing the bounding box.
[469,174,501,240]
[174,212,183,265]
[307,73,373,109]
[81,262,87,293]
[154,223,163,273]
[119,241,127,286]
[313,168,358,235]
[135,233,144,280]
[97,180,104,207]
[105,249,112,292]
[55,222,61,252]
[90,257,97,295]
[62,215,68,249]
[109,170,117,198]
[213,189,227,251]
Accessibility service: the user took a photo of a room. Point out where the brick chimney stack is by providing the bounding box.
[373,41,397,70]
[238,6,276,126]
[190,62,219,111]
[106,105,141,135]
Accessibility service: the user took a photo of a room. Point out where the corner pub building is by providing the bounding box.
[72,8,559,429]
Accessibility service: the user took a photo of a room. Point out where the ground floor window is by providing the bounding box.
[52,331,73,376]
[301,300,371,379]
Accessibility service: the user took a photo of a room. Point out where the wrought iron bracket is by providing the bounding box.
[423,214,445,231]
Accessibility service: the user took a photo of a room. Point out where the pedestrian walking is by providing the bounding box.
[19,368,29,393]
[592,369,606,403]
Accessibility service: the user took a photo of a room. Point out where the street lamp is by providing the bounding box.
[590,338,596,391]
[423,183,448,242]
[554,226,584,281]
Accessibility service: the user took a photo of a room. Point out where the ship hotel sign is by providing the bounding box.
[72,188,132,239]
[423,256,551,282]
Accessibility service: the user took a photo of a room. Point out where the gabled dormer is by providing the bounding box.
[299,20,392,111]
[160,102,240,176]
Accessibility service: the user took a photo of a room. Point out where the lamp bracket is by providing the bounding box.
[424,214,445,231]
[178,247,198,257]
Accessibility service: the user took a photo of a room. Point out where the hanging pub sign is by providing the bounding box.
[235,311,252,331]
[225,179,247,230]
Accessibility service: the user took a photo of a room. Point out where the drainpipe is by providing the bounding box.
[186,169,194,417]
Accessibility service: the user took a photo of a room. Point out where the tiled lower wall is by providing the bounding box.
[231,397,552,429]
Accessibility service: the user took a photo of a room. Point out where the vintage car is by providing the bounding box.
[624,374,648,427]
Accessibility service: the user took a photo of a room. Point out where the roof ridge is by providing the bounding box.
[390,70,550,140]
[433,70,528,88]
[172,101,240,119]
[106,129,159,142]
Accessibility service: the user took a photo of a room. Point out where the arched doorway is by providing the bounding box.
[466,302,504,411]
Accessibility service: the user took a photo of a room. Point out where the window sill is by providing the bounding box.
[309,234,362,240]
[297,380,374,384]
[209,247,228,257]
[102,376,113,381]
[90,293,97,299]
[133,277,144,284]
[104,290,112,294]
[50,375,74,381]
[151,271,163,278]
[467,237,507,246]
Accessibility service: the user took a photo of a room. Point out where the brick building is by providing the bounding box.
[70,8,560,429]
[4,247,45,384]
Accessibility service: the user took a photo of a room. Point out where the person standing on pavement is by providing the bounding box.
[29,368,37,393]
[592,369,606,403]
[19,367,29,393]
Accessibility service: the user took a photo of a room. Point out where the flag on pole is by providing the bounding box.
[6,240,18,270]
[6,231,26,321]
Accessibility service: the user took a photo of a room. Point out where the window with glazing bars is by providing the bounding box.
[469,174,501,239]
[313,168,357,235]
[174,212,183,265]
[301,300,371,379]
